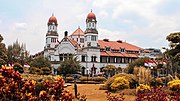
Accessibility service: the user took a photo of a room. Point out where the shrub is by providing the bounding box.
[92,76,106,82]
[136,87,180,101]
[110,77,129,91]
[77,93,87,101]
[150,77,164,87]
[0,66,72,100]
[80,76,106,82]
[113,73,138,88]
[22,74,54,82]
[136,87,166,101]
[156,78,164,86]
[35,81,46,95]
[80,76,91,81]
[104,73,138,91]
[136,84,151,93]
[168,79,180,93]
[104,77,114,91]
[106,91,125,101]
[40,67,52,75]
[29,67,39,74]
[13,63,24,73]
[65,77,74,82]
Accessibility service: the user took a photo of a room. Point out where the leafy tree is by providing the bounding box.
[29,56,51,75]
[103,65,116,78]
[7,40,30,66]
[166,32,180,74]
[30,56,51,68]
[0,34,8,67]
[57,56,81,76]
[127,57,149,74]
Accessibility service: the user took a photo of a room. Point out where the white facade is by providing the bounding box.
[42,12,145,75]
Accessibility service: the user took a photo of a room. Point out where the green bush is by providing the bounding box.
[29,67,52,75]
[110,77,129,91]
[80,77,90,81]
[80,76,106,82]
[22,74,54,82]
[40,67,51,75]
[13,63,24,73]
[29,67,38,74]
[65,77,74,82]
[92,76,106,82]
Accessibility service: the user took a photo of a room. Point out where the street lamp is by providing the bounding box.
[86,68,89,83]
[85,54,88,83]
[73,75,78,98]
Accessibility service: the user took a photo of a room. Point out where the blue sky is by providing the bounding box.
[0,0,180,54]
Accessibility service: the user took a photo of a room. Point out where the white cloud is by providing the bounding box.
[98,28,128,41]
[12,22,27,31]
[98,11,108,18]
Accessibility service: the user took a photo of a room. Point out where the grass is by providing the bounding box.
[65,84,136,101]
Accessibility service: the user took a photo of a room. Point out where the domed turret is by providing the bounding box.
[84,10,98,48]
[48,14,58,25]
[45,14,59,55]
[87,10,96,20]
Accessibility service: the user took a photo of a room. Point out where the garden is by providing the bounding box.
[0,65,180,101]
[0,29,180,101]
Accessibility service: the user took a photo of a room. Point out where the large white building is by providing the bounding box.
[34,11,148,75]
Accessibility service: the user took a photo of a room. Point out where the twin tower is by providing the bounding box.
[44,11,99,51]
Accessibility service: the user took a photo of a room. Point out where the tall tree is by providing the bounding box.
[166,32,180,74]
[30,56,51,68]
[7,40,30,66]
[0,34,8,67]
[29,56,52,75]
[57,56,81,76]
[102,65,116,78]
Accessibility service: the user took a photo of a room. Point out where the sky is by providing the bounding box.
[0,0,180,55]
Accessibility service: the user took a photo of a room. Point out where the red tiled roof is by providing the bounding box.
[98,40,143,51]
[106,52,115,56]
[100,51,139,58]
[101,51,109,56]
[68,38,81,48]
[71,27,84,36]
[128,53,139,58]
